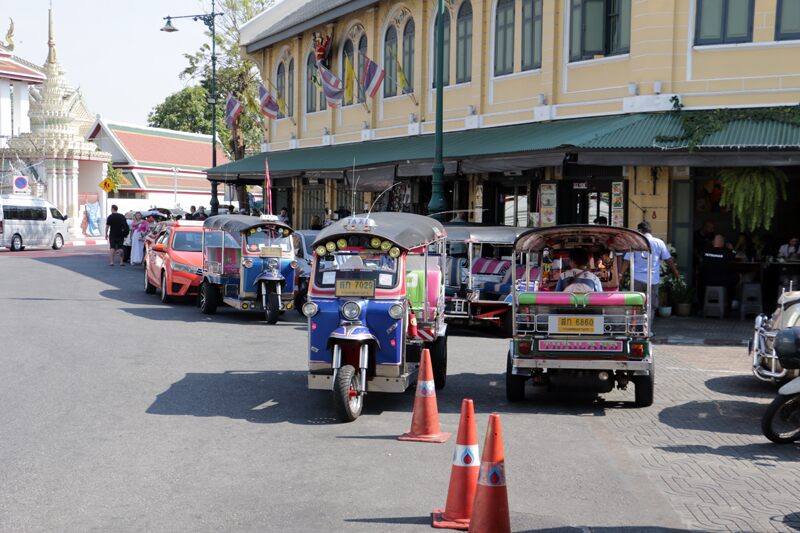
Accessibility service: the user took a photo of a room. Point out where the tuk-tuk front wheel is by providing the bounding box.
[427,335,447,390]
[333,365,363,422]
[199,282,218,315]
[265,290,280,324]
[506,351,526,402]
[634,371,654,407]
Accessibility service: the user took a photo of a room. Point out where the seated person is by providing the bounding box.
[555,248,603,293]
[779,236,799,259]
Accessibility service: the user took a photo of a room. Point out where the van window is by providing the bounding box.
[49,207,65,220]
[1,206,46,220]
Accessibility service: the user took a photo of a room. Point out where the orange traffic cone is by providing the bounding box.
[432,398,480,530]
[468,414,510,533]
[398,349,451,443]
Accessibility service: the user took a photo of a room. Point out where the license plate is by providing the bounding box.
[259,246,283,257]
[336,279,375,297]
[548,315,603,334]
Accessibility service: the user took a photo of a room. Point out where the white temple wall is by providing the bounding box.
[11,84,30,135]
[0,79,11,147]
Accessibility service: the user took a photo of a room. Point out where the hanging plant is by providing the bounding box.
[719,167,787,232]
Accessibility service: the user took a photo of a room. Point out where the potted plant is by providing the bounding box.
[669,275,695,317]
[658,284,672,317]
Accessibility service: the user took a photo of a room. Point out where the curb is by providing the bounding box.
[66,239,108,246]
[653,336,749,347]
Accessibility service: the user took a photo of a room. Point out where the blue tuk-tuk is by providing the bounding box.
[199,214,297,324]
[303,213,448,422]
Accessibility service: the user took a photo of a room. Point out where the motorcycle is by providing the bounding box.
[761,327,800,443]
[750,290,800,382]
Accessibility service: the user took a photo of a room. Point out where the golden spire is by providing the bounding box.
[47,7,56,64]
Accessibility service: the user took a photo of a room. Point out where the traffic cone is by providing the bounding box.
[468,414,510,533]
[432,398,480,530]
[398,349,451,443]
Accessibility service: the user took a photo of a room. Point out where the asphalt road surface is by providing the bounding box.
[2,247,799,532]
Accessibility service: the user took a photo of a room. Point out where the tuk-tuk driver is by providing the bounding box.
[555,248,603,293]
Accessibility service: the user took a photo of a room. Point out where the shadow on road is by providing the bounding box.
[656,442,800,463]
[658,399,765,436]
[705,374,776,399]
[777,512,800,531]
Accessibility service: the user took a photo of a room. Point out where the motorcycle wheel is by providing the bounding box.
[265,292,280,324]
[762,393,800,444]
[333,365,363,422]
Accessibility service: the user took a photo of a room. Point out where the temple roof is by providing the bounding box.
[0,45,46,84]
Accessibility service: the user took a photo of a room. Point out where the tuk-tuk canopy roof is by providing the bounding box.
[444,225,528,244]
[203,214,293,235]
[515,225,651,252]
[314,213,446,250]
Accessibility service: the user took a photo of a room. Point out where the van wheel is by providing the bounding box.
[506,351,526,402]
[199,282,218,314]
[10,234,23,251]
[144,264,156,294]
[160,272,170,303]
[52,234,64,250]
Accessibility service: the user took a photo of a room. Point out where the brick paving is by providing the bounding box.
[601,346,800,532]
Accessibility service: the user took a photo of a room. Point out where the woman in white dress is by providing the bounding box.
[130,212,149,265]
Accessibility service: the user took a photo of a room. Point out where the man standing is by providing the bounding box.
[621,221,680,324]
[105,205,128,267]
[189,205,197,219]
[194,206,208,220]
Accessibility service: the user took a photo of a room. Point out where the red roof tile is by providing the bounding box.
[0,58,46,83]
[110,125,229,170]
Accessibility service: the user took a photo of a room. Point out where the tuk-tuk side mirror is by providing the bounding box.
[774,327,800,359]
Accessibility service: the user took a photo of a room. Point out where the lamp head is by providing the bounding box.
[161,17,178,33]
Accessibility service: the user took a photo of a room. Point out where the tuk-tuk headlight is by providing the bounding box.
[267,258,279,270]
[336,239,347,249]
[388,304,404,320]
[290,260,298,269]
[370,237,381,249]
[316,245,327,256]
[341,301,361,321]
[326,241,337,252]
[242,258,254,268]
[380,240,392,251]
[302,302,319,317]
[389,246,401,258]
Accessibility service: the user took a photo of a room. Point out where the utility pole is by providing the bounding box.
[427,0,448,221]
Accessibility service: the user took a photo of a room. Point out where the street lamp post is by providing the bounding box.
[427,0,448,221]
[161,0,223,215]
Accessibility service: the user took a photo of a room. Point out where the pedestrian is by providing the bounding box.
[322,208,334,227]
[80,207,89,237]
[621,220,680,324]
[593,215,608,225]
[278,207,290,225]
[105,205,129,267]
[194,206,208,221]
[309,215,323,230]
[130,212,149,266]
[189,205,197,219]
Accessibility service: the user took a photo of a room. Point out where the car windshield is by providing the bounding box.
[245,229,292,253]
[172,231,202,252]
[315,251,398,288]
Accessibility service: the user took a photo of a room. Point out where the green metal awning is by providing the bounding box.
[207,110,800,182]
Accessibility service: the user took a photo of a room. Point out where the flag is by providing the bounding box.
[317,62,343,108]
[360,55,385,98]
[225,94,242,129]
[344,55,356,104]
[258,84,280,119]
[277,94,287,117]
[394,54,410,93]
[264,158,273,215]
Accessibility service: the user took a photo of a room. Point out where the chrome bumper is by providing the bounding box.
[512,357,652,372]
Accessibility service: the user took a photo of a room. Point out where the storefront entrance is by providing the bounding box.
[557,165,625,225]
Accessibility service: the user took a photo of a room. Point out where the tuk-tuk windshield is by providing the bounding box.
[315,251,398,288]
[203,231,241,248]
[245,229,293,254]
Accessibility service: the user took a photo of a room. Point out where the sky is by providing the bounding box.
[7,1,213,125]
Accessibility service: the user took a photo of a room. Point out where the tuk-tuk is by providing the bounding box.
[444,225,528,336]
[303,213,448,422]
[750,290,800,382]
[198,214,297,324]
[507,225,654,406]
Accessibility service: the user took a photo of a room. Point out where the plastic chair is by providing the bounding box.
[703,286,727,319]
[740,283,762,320]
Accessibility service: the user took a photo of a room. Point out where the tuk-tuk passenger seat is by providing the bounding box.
[516,291,647,307]
[406,256,442,317]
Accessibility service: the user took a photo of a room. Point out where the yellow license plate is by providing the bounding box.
[259,246,283,257]
[336,279,375,297]
[549,315,602,334]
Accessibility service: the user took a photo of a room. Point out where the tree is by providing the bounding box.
[147,86,229,149]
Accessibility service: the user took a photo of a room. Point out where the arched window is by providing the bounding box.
[521,0,543,70]
[342,39,354,106]
[433,9,451,88]
[456,2,473,83]
[287,59,294,117]
[306,53,317,113]
[384,26,398,97]
[276,62,286,118]
[358,35,368,103]
[402,19,415,93]
[494,0,515,76]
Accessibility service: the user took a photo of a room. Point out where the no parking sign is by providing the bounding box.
[12,176,30,194]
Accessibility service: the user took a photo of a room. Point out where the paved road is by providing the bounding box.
[1,247,799,532]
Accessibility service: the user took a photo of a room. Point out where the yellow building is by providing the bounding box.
[208,0,800,275]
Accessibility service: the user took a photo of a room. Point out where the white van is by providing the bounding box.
[0,195,71,251]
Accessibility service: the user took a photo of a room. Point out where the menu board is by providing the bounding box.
[540,183,557,227]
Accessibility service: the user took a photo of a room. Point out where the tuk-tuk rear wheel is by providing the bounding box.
[333,365,363,422]
[506,351,526,402]
[428,335,447,390]
[199,282,218,314]
[634,372,654,407]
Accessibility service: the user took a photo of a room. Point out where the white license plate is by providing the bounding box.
[548,315,604,334]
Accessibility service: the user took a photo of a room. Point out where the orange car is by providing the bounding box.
[144,220,204,302]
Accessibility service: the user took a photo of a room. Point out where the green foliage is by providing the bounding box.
[147,85,228,147]
[719,167,788,232]
[666,275,694,304]
[657,99,800,151]
[106,162,123,192]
